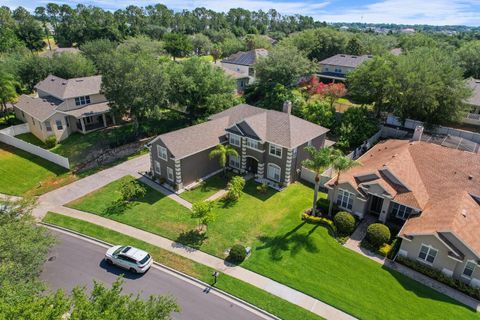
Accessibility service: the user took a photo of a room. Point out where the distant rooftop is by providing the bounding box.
[319,54,372,68]
[221,49,269,66]
[466,78,480,107]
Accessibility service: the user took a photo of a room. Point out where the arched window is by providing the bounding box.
[267,163,281,182]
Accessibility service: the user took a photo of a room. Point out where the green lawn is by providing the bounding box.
[0,143,75,196]
[67,176,480,319]
[179,174,229,203]
[42,212,323,320]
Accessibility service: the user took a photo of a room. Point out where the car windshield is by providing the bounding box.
[138,254,151,265]
[113,246,125,255]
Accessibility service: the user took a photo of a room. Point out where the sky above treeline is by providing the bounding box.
[5,0,480,26]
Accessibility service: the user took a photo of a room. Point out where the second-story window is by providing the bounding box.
[229,134,241,147]
[157,145,167,160]
[392,203,413,220]
[269,143,282,158]
[246,138,259,150]
[75,95,91,106]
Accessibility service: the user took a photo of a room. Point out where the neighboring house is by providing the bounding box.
[318,54,372,81]
[149,103,329,191]
[215,64,250,94]
[325,138,480,287]
[41,47,81,58]
[13,75,114,142]
[464,78,480,126]
[220,49,268,84]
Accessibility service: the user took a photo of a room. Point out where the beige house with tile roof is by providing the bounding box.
[13,75,115,142]
[326,139,480,286]
[148,103,330,191]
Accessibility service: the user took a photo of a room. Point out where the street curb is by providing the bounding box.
[40,222,280,320]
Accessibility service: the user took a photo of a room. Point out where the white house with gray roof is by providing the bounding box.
[220,49,268,85]
[13,75,115,142]
[148,103,330,192]
[318,54,372,81]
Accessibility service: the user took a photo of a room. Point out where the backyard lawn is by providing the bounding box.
[179,173,229,203]
[66,176,480,320]
[0,143,74,196]
[42,212,323,320]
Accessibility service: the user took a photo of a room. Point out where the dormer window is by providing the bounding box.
[229,134,241,147]
[75,95,91,106]
[392,202,413,220]
[246,138,260,150]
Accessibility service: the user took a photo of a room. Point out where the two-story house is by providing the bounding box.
[325,138,480,287]
[13,75,115,142]
[318,54,372,82]
[148,103,329,191]
[220,49,268,85]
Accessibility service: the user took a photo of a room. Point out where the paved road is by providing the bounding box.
[41,230,269,320]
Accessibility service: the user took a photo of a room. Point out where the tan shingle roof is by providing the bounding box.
[14,94,62,121]
[154,104,329,159]
[35,75,102,99]
[329,139,480,256]
[62,102,110,118]
[319,54,372,68]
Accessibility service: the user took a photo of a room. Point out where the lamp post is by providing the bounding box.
[212,271,219,285]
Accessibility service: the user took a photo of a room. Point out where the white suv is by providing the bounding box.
[105,245,153,273]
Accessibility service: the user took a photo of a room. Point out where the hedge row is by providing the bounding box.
[397,256,480,300]
[301,212,337,234]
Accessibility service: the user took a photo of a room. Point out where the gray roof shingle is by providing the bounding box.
[35,75,102,99]
[154,104,329,159]
[319,54,372,68]
[14,94,62,121]
[221,49,268,66]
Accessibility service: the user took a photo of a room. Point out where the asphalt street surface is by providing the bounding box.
[41,230,268,320]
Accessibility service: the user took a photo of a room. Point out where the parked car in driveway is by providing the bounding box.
[105,245,153,273]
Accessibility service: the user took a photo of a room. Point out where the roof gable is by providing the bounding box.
[221,49,269,66]
[35,74,102,99]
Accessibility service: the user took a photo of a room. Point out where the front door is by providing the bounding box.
[246,157,258,174]
[370,195,384,215]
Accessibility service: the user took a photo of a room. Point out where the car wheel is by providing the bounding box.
[106,259,113,265]
[129,268,137,273]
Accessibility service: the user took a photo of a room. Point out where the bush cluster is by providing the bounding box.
[301,212,337,234]
[228,244,247,264]
[365,223,391,248]
[333,211,356,235]
[397,256,480,300]
[226,176,245,201]
[45,135,57,149]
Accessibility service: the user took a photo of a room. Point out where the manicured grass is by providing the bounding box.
[42,212,323,320]
[15,133,47,147]
[179,174,229,203]
[0,143,75,196]
[67,176,480,319]
[68,176,197,240]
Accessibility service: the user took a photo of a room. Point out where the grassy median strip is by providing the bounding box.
[43,212,323,320]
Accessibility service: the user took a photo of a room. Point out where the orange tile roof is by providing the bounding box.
[328,139,480,256]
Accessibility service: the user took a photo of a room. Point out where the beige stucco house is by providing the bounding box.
[325,139,480,287]
[13,75,115,142]
[318,54,372,81]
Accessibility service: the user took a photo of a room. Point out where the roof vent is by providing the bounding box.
[469,175,473,180]
[50,78,55,81]
[61,82,67,85]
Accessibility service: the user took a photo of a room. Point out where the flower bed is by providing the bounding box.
[301,211,337,235]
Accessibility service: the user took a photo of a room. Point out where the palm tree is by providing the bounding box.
[209,144,239,177]
[328,154,361,216]
[302,146,339,216]
[0,71,20,120]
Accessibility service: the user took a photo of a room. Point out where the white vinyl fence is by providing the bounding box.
[0,124,70,169]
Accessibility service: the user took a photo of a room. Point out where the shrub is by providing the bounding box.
[228,244,247,263]
[366,223,391,248]
[301,212,337,234]
[191,201,215,227]
[45,135,57,148]
[226,176,245,201]
[256,183,268,194]
[120,179,147,202]
[378,243,393,257]
[333,211,356,235]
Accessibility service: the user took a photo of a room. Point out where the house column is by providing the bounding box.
[240,137,247,173]
[283,149,293,187]
[257,163,264,179]
[378,198,391,223]
[80,117,86,133]
[174,159,183,191]
[102,113,107,127]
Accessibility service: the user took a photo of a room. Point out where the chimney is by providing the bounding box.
[412,125,423,141]
[283,100,292,114]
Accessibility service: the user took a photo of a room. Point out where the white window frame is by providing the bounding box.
[269,143,282,158]
[55,120,63,130]
[154,161,161,174]
[336,188,354,211]
[462,261,477,279]
[229,155,240,169]
[245,138,260,151]
[267,163,281,182]
[418,244,438,265]
[45,121,52,132]
[75,95,91,106]
[229,133,241,147]
[157,145,167,161]
[167,167,174,182]
[392,202,413,220]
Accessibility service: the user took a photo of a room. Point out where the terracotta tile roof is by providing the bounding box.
[35,75,102,99]
[328,139,480,256]
[153,104,329,159]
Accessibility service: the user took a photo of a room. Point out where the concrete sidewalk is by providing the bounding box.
[47,205,356,320]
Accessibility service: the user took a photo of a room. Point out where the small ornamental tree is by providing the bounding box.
[120,179,147,202]
[228,244,247,263]
[334,211,356,235]
[226,176,245,202]
[366,223,391,248]
[191,201,215,231]
[300,75,347,108]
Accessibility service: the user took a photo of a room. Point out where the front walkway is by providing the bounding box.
[47,205,356,320]
[344,215,480,311]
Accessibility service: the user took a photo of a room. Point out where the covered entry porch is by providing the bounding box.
[64,102,115,134]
